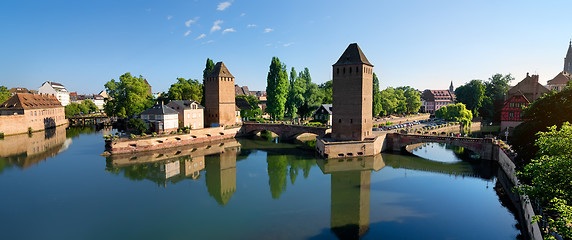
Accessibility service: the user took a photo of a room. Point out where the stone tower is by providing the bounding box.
[204,62,236,127]
[332,43,373,141]
[449,81,454,93]
[565,40,572,74]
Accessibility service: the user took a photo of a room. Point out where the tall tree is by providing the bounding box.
[454,79,485,117]
[372,73,382,117]
[266,57,289,119]
[398,86,422,114]
[167,78,203,102]
[435,103,473,132]
[285,67,302,118]
[267,154,288,199]
[483,73,513,122]
[298,68,322,119]
[104,72,154,118]
[318,80,333,104]
[0,86,9,104]
[201,58,215,105]
[380,87,397,115]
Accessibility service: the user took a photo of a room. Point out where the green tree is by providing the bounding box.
[435,103,473,133]
[372,73,382,117]
[297,68,323,119]
[517,122,572,238]
[380,87,397,116]
[286,67,304,118]
[267,154,288,199]
[266,57,289,120]
[128,118,149,134]
[0,86,9,104]
[81,99,98,114]
[64,103,81,118]
[483,73,513,122]
[513,86,572,162]
[201,58,215,105]
[318,80,333,104]
[104,72,154,118]
[399,86,421,113]
[168,78,203,102]
[455,79,485,116]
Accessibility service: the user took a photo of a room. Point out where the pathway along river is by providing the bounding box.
[0,126,522,239]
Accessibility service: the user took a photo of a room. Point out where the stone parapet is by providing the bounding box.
[316,134,386,159]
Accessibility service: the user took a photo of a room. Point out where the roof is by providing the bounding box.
[316,104,333,115]
[207,62,234,78]
[167,100,204,110]
[421,90,454,102]
[235,97,252,110]
[0,93,62,110]
[333,43,373,67]
[547,71,571,85]
[140,104,179,116]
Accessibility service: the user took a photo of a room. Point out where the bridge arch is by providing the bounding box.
[387,133,495,160]
[239,123,330,141]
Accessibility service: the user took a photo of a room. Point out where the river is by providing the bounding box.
[0,126,521,239]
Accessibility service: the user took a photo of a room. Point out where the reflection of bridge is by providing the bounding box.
[240,122,331,140]
[386,133,496,160]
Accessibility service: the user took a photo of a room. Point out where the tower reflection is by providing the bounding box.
[317,155,384,239]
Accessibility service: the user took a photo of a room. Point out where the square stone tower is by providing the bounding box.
[332,43,374,141]
[205,62,236,127]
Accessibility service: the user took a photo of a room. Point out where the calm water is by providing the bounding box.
[0,127,521,239]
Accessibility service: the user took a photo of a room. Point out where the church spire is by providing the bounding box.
[565,40,572,73]
[449,81,454,93]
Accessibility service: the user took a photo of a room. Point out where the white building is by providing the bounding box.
[140,104,179,133]
[87,94,105,110]
[38,81,70,106]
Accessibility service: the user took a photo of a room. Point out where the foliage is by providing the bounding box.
[266,57,289,120]
[0,86,10,104]
[318,80,333,104]
[201,58,215,105]
[435,103,473,132]
[65,103,81,118]
[517,122,572,238]
[104,72,154,118]
[267,154,288,199]
[286,67,304,118]
[378,86,421,116]
[455,79,485,117]
[513,86,572,162]
[237,95,262,119]
[128,118,149,134]
[400,86,422,113]
[372,73,382,117]
[483,74,513,122]
[81,99,98,113]
[167,78,203,102]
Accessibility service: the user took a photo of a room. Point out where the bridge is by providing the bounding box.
[68,114,112,126]
[239,122,331,140]
[386,133,496,160]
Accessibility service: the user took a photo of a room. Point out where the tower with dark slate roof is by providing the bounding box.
[331,43,374,141]
[565,40,572,74]
[204,62,236,127]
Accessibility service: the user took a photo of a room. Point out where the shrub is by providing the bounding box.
[129,134,137,139]
[0,132,4,139]
[28,127,33,135]
[152,132,158,137]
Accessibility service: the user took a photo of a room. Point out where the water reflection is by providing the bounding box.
[317,155,384,239]
[0,125,69,173]
[205,147,238,206]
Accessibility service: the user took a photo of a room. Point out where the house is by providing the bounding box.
[235,85,250,96]
[166,100,204,129]
[313,104,333,125]
[140,104,179,133]
[87,94,105,110]
[546,71,571,92]
[0,93,66,135]
[38,81,70,106]
[421,89,455,114]
[9,87,35,95]
[501,73,550,132]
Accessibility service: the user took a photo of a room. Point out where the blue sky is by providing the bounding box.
[1,0,571,94]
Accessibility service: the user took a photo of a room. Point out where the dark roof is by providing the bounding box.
[547,71,571,85]
[207,62,234,78]
[167,100,204,110]
[140,104,178,116]
[333,43,373,67]
[235,97,252,110]
[0,93,62,110]
[317,104,332,115]
[421,89,454,102]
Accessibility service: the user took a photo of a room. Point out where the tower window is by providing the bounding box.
[338,119,341,123]
[350,119,353,123]
[356,66,358,73]
[343,68,345,74]
[337,68,339,75]
[349,67,352,74]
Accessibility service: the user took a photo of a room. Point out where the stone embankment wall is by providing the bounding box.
[105,126,240,154]
[375,113,430,125]
[316,133,386,159]
[0,114,67,136]
[495,145,543,240]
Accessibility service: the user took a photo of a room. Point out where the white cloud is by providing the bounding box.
[247,24,256,28]
[184,30,191,37]
[211,20,223,32]
[240,13,246,17]
[203,40,215,44]
[264,28,273,33]
[167,15,173,20]
[185,17,199,27]
[222,28,236,34]
[283,42,294,47]
[265,43,272,47]
[196,33,206,40]
[217,1,232,11]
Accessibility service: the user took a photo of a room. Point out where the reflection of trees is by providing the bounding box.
[267,154,288,199]
[66,127,96,138]
[267,153,317,199]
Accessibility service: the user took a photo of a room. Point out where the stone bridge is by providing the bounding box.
[386,133,496,160]
[239,122,331,140]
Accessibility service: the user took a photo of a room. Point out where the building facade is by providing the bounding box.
[166,100,204,129]
[313,104,333,126]
[204,62,237,127]
[421,89,455,114]
[38,81,70,106]
[546,71,571,92]
[0,93,66,135]
[331,43,373,141]
[501,73,550,131]
[140,104,179,133]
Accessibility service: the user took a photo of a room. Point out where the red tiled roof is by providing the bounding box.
[0,93,62,110]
